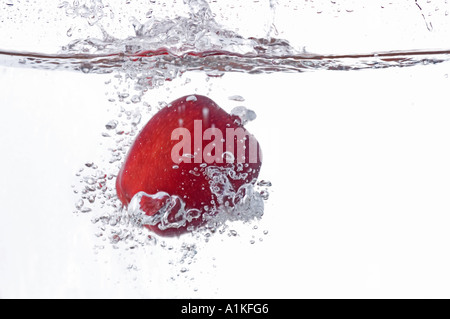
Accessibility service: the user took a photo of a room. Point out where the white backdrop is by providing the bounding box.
[1,0,450,299]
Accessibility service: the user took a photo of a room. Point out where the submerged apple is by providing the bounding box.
[116,95,262,236]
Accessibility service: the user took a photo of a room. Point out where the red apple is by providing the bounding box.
[116,95,262,236]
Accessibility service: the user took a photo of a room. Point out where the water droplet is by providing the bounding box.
[66,27,73,37]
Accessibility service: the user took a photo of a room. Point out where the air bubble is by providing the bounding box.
[229,230,238,236]
[189,170,200,176]
[85,177,96,185]
[75,199,84,210]
[105,120,118,130]
[257,180,272,187]
[260,190,269,200]
[87,195,96,204]
[131,112,142,126]
[80,207,92,213]
[230,106,257,125]
[80,63,92,73]
[206,70,225,77]
[118,92,130,99]
[131,95,141,104]
[221,151,235,162]
[228,95,245,102]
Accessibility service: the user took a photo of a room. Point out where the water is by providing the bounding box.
[2,0,450,298]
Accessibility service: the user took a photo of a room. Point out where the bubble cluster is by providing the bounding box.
[230,106,257,125]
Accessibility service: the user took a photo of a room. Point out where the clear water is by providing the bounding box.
[2,0,450,298]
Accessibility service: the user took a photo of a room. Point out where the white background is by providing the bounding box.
[1,0,450,298]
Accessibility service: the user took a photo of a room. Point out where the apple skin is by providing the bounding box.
[116,94,262,236]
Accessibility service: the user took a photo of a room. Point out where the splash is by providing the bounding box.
[3,0,449,86]
[60,0,290,57]
[54,0,302,92]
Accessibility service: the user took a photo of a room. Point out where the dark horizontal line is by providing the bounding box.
[1,47,450,62]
